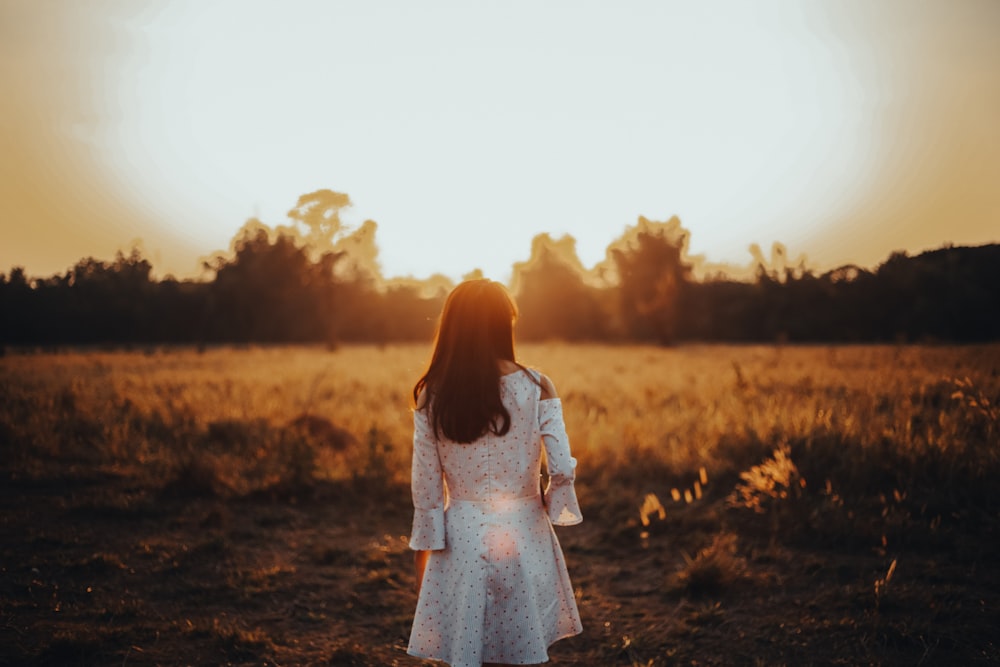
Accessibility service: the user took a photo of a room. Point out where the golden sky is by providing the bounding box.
[1,0,997,281]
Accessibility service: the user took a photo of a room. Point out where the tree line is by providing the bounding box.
[2,191,998,346]
[511,221,1000,344]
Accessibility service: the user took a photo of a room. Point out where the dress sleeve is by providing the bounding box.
[539,398,583,526]
[409,409,446,550]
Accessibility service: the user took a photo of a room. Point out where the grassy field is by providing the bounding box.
[1,343,998,665]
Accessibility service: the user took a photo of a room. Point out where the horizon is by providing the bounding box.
[7,202,1000,288]
[5,202,996,288]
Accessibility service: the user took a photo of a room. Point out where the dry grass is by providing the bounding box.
[671,532,749,597]
[4,343,997,490]
[1,343,998,665]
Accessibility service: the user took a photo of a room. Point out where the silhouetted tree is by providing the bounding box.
[2,199,997,346]
[872,246,1000,342]
[205,227,342,343]
[677,278,757,341]
[610,217,692,344]
[73,249,154,341]
[374,284,445,342]
[286,189,352,251]
[511,235,607,341]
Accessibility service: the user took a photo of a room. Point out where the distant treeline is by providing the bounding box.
[2,216,998,346]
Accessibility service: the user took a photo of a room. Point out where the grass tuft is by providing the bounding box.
[672,532,748,597]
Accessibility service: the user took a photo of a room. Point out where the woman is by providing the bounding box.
[407,279,583,667]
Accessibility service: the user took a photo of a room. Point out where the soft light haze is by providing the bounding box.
[1,0,997,282]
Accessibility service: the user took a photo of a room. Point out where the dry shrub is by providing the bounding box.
[349,426,401,490]
[160,414,358,499]
[288,413,356,451]
[278,435,319,487]
[728,444,805,515]
[672,532,747,597]
[205,418,269,452]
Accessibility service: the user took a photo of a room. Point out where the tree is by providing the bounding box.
[609,216,692,344]
[511,234,606,341]
[286,189,352,252]
[207,227,342,342]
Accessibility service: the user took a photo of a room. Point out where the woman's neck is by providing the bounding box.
[497,359,520,375]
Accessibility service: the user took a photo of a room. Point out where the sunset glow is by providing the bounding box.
[1,1,997,281]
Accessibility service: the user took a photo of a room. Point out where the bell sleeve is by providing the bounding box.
[409,408,446,550]
[539,398,583,526]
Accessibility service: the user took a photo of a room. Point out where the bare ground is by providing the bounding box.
[1,463,997,667]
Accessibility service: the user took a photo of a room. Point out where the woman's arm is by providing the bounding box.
[409,400,445,597]
[409,408,447,550]
[538,376,583,526]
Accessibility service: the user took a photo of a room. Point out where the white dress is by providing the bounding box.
[407,369,583,667]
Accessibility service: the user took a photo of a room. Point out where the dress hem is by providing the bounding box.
[406,626,583,665]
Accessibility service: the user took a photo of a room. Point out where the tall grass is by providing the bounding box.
[2,344,997,537]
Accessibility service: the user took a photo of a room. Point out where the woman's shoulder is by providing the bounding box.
[414,387,429,410]
[538,373,558,400]
[500,362,558,400]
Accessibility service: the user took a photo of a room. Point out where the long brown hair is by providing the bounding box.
[413,279,521,444]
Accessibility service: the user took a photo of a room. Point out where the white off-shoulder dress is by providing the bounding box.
[407,369,583,667]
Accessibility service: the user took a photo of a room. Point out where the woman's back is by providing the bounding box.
[435,369,545,504]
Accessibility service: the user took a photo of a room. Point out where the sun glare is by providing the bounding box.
[93,2,883,280]
[3,1,997,280]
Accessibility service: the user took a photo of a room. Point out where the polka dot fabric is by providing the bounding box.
[408,369,583,667]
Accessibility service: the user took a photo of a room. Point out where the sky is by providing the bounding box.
[1,0,998,283]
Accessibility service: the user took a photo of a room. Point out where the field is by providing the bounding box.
[1,343,998,666]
